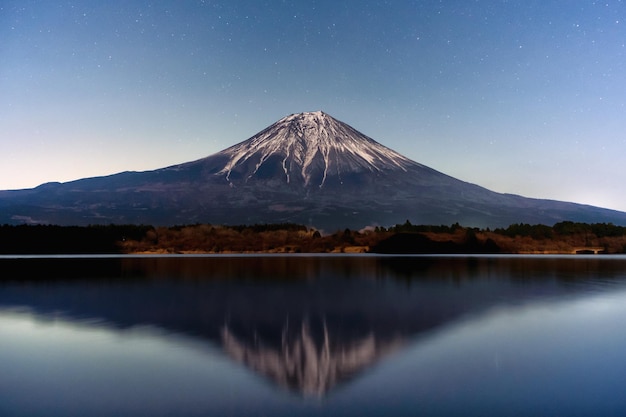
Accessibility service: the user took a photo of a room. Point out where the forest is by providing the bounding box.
[2,221,626,254]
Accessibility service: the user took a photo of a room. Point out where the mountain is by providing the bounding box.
[2,111,626,230]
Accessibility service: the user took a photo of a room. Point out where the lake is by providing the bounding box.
[1,254,626,416]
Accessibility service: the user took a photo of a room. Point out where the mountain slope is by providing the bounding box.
[213,111,415,188]
[1,111,626,230]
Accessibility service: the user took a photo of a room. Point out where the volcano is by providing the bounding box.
[1,111,626,230]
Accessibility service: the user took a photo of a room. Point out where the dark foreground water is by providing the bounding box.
[1,254,626,416]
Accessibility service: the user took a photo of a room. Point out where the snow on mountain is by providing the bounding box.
[214,111,416,188]
[3,110,626,229]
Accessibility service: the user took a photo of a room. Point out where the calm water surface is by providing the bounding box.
[1,255,626,416]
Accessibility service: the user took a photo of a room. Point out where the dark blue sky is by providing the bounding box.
[2,1,625,211]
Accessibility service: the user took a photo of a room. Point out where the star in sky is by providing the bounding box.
[1,0,625,211]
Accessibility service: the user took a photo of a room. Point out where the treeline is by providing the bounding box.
[383,221,464,234]
[0,224,152,254]
[370,229,500,254]
[120,223,373,253]
[2,221,626,254]
[382,220,626,254]
[493,221,626,239]
[382,220,626,239]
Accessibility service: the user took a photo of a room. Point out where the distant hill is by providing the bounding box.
[1,111,626,230]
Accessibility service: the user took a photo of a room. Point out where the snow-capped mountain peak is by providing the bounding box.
[216,111,417,188]
[4,110,626,230]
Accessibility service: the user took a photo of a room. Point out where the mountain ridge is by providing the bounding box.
[1,111,626,230]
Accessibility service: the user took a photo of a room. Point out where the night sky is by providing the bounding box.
[2,1,625,211]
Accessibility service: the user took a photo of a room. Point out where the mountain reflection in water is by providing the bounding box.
[2,255,626,400]
[222,319,404,396]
